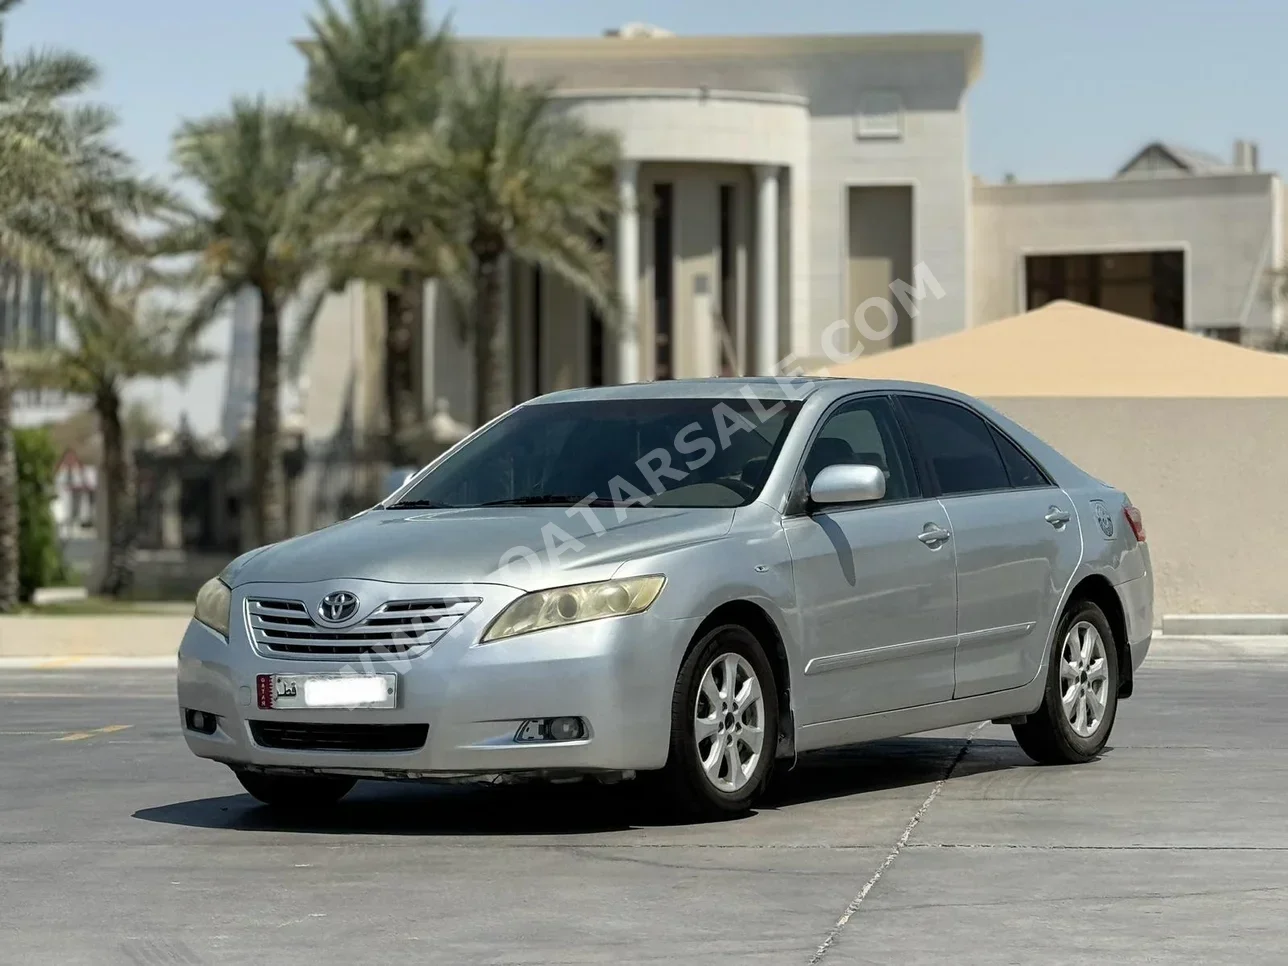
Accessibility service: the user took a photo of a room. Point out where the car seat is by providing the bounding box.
[804,437,855,485]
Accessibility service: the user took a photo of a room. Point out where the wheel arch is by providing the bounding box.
[1064,573,1133,699]
[692,600,796,759]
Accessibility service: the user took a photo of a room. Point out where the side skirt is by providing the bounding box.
[794,679,1046,753]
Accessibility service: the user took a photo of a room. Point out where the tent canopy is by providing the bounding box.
[819,301,1288,397]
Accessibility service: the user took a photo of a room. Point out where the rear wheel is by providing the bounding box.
[655,624,779,820]
[234,769,356,809]
[1012,600,1119,764]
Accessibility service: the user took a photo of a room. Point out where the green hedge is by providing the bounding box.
[15,427,67,601]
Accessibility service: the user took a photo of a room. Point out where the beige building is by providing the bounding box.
[829,299,1288,615]
[285,26,1287,530]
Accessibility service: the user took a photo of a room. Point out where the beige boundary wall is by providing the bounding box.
[991,397,1288,615]
[0,615,189,658]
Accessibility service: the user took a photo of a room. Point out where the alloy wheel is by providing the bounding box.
[1060,620,1110,738]
[693,652,766,793]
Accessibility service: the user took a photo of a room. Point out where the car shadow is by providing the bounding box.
[762,735,1029,809]
[132,735,1033,836]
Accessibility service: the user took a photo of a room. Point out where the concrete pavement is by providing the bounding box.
[2,646,1285,964]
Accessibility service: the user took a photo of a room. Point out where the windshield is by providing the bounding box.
[388,397,802,510]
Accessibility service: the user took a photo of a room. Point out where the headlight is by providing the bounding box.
[194,577,232,639]
[482,575,666,643]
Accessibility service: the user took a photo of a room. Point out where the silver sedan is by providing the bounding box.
[178,377,1153,819]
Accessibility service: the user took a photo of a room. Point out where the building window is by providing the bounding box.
[855,91,903,140]
[1025,250,1185,328]
[653,183,674,380]
[588,232,605,387]
[0,263,58,350]
[718,184,738,376]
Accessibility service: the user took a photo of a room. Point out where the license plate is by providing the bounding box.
[257,673,397,710]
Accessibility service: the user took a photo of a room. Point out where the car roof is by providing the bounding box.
[523,376,1098,490]
[526,376,968,406]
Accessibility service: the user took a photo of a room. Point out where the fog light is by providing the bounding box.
[185,709,218,735]
[548,716,585,741]
[514,716,587,742]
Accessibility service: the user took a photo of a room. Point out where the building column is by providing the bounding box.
[754,165,780,376]
[616,160,641,384]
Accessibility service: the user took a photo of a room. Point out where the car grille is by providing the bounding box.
[250,721,428,753]
[245,596,481,659]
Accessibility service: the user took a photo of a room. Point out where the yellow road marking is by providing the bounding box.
[36,656,83,669]
[52,724,133,742]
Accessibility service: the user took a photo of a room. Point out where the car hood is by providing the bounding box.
[224,505,736,590]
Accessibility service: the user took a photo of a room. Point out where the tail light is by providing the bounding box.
[1123,504,1146,543]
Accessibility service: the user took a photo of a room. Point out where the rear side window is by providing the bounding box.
[899,396,1010,496]
[990,427,1051,489]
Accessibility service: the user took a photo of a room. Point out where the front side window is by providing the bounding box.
[803,396,917,502]
[899,395,1010,496]
[390,398,802,510]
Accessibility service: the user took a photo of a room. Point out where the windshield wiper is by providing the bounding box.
[383,499,450,510]
[479,495,624,507]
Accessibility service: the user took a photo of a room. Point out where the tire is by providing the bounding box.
[1012,600,1119,765]
[655,623,780,820]
[234,769,356,809]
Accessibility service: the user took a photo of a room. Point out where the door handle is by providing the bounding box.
[918,525,952,547]
[1045,507,1071,527]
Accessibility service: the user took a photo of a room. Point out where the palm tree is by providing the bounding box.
[0,0,164,610]
[301,0,455,466]
[437,58,621,424]
[11,263,207,596]
[158,98,335,549]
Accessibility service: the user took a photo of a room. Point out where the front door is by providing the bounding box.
[784,395,958,725]
[897,394,1082,697]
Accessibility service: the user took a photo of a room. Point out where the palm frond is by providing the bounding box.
[436,53,622,320]
[179,275,243,343]
[1,47,98,101]
[167,96,338,314]
[7,347,89,395]
[42,262,213,396]
[304,0,453,137]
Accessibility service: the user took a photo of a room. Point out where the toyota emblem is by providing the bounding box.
[318,591,360,624]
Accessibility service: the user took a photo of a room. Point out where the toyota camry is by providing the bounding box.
[177,377,1153,818]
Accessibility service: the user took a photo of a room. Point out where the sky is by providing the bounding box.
[9,0,1288,432]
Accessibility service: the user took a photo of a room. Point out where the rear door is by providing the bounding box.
[783,394,958,725]
[896,394,1082,698]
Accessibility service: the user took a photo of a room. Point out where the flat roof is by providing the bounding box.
[458,32,984,85]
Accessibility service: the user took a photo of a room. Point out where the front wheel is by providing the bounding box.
[1012,600,1119,764]
[655,624,780,820]
[234,769,356,809]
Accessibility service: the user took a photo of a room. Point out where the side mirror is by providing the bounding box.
[809,463,886,507]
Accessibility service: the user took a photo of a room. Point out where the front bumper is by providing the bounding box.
[177,582,700,778]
